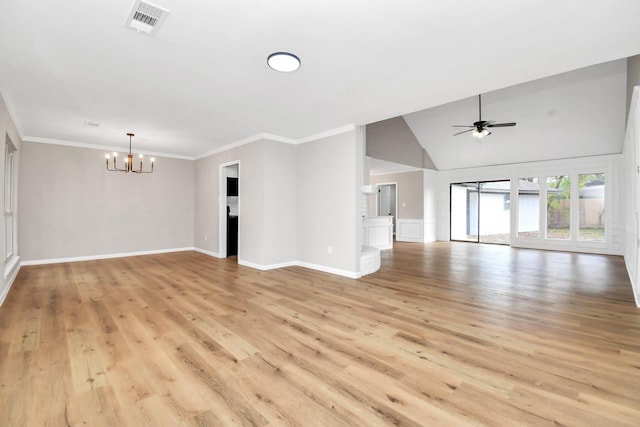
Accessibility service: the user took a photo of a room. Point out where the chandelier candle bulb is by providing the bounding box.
[105,133,155,174]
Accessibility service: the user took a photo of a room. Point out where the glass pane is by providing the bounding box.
[517,178,540,238]
[450,183,478,242]
[479,181,510,244]
[546,175,571,240]
[579,173,605,241]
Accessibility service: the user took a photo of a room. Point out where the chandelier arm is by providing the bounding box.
[104,133,154,174]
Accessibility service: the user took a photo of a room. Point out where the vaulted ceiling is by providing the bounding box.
[1,1,640,158]
[403,60,627,170]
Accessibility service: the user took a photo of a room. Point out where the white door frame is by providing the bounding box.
[376,182,398,233]
[219,161,240,258]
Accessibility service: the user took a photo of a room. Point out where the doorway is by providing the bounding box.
[450,180,511,245]
[377,183,397,234]
[219,162,239,258]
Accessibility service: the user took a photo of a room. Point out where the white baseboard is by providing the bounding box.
[238,259,298,271]
[20,247,196,266]
[20,247,361,281]
[193,247,221,258]
[238,258,360,279]
[296,261,361,279]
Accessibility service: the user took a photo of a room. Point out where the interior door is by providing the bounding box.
[377,184,396,233]
[378,185,392,216]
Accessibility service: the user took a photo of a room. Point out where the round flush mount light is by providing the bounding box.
[267,52,301,72]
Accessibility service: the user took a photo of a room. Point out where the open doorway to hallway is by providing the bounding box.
[219,162,239,259]
[450,180,511,245]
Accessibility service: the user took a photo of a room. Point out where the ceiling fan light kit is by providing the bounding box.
[453,94,516,138]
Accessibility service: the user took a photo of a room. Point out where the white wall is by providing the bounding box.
[437,154,623,255]
[423,169,438,242]
[623,86,639,306]
[0,92,21,304]
[19,142,194,262]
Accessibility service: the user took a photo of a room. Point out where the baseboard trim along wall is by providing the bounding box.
[238,259,361,279]
[20,247,361,280]
[192,247,221,258]
[20,247,196,266]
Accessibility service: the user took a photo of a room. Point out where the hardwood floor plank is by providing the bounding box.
[66,326,109,393]
[1,243,640,425]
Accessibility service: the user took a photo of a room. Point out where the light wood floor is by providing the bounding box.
[1,242,640,426]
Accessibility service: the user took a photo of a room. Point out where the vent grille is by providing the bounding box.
[126,1,169,36]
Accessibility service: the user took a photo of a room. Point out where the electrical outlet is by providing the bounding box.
[204,234,208,241]
[327,245,333,254]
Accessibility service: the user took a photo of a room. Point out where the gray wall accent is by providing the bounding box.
[366,116,437,170]
[263,141,298,265]
[194,140,274,265]
[195,132,358,274]
[369,170,424,219]
[628,55,640,123]
[297,131,358,272]
[622,86,639,305]
[17,129,359,275]
[18,142,194,261]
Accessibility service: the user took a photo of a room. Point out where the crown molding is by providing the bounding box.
[21,123,357,162]
[293,124,356,144]
[194,124,356,160]
[21,136,195,160]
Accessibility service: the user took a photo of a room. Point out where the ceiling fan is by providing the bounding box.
[453,94,516,138]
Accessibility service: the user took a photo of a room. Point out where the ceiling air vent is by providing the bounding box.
[125,0,169,36]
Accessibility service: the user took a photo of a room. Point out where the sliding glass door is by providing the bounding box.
[451,183,479,242]
[450,180,511,245]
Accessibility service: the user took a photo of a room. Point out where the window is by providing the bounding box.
[4,137,16,261]
[546,175,571,240]
[579,173,605,241]
[503,194,510,211]
[517,177,540,238]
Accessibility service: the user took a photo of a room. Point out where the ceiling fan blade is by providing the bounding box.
[453,128,475,136]
[452,125,474,128]
[487,122,516,128]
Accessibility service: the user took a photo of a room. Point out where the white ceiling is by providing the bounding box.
[1,1,640,158]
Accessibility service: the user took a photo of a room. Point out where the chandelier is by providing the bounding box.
[105,133,154,173]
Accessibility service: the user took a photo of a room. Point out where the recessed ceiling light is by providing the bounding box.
[267,52,301,72]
